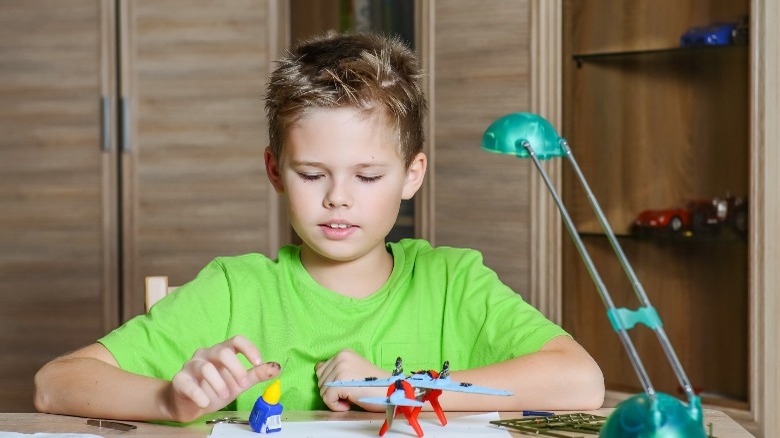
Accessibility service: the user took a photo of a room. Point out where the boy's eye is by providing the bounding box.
[298,173,323,181]
[357,175,383,183]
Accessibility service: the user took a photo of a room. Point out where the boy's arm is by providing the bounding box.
[34,343,176,420]
[317,336,604,412]
[34,336,281,422]
[441,335,604,411]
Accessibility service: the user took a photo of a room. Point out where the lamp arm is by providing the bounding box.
[560,140,698,405]
[519,140,657,400]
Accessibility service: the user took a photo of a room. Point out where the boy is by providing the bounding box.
[35,32,604,423]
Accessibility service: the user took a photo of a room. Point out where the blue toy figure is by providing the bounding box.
[249,380,283,433]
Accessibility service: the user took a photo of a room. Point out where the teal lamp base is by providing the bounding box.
[600,393,706,438]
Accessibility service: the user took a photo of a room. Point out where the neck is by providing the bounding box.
[300,246,394,299]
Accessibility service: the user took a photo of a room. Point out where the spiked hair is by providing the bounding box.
[265,32,427,168]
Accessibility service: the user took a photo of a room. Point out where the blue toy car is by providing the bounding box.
[680,22,738,46]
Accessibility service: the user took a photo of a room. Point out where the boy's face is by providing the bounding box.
[265,106,426,265]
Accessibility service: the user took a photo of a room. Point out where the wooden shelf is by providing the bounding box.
[561,0,750,411]
[573,44,747,67]
[578,230,748,244]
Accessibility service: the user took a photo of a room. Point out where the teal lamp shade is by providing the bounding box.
[481,112,566,159]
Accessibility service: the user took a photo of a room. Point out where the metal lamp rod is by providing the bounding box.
[560,140,697,403]
[520,141,656,400]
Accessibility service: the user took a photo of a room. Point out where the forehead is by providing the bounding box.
[284,106,402,162]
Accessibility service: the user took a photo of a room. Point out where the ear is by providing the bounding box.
[265,146,285,194]
[401,152,427,200]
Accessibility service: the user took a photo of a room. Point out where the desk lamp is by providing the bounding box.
[482,112,706,437]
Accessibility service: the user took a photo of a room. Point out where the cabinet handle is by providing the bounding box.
[100,96,111,152]
[120,97,131,152]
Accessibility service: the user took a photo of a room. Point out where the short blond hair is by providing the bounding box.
[265,32,426,168]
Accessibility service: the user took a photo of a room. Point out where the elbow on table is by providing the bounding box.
[574,358,606,410]
[33,362,56,413]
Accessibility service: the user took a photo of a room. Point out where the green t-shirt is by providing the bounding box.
[99,239,567,411]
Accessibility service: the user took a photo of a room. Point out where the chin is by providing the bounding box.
[310,243,382,264]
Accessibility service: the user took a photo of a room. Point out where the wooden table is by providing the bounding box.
[0,409,753,437]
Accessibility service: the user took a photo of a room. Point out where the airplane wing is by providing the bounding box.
[359,390,425,407]
[409,376,513,396]
[324,375,405,388]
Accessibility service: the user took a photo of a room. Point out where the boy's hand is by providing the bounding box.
[315,349,388,412]
[166,335,281,422]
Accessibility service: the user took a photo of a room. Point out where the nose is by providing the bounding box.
[323,179,351,209]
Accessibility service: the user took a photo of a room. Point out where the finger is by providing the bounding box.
[318,372,343,399]
[199,361,230,400]
[172,372,210,409]
[219,366,243,394]
[199,377,222,408]
[246,362,282,387]
[327,398,351,412]
[314,358,334,383]
[314,359,326,374]
[227,335,263,367]
[211,345,253,388]
[320,386,351,412]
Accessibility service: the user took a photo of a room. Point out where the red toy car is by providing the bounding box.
[633,206,691,233]
[632,195,747,236]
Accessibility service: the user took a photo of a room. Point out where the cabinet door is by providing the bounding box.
[0,0,118,411]
[119,0,279,319]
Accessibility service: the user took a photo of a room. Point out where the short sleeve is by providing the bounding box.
[441,249,569,367]
[98,259,232,380]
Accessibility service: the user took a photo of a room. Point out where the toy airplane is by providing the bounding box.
[325,357,512,437]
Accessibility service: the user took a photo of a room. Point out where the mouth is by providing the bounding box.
[322,222,354,229]
[318,222,357,240]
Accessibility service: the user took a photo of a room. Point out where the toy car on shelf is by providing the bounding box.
[633,206,691,233]
[680,22,738,46]
[632,195,747,237]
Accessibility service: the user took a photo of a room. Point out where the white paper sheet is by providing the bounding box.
[209,412,511,438]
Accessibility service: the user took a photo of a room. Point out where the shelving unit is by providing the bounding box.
[561,1,750,410]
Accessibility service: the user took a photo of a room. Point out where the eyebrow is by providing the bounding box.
[292,161,390,169]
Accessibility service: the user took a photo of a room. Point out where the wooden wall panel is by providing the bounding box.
[0,0,117,411]
[751,0,780,434]
[290,0,340,43]
[432,0,533,295]
[121,0,275,319]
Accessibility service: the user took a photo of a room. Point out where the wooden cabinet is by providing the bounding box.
[0,0,118,412]
[117,0,279,319]
[0,0,280,411]
[561,0,750,411]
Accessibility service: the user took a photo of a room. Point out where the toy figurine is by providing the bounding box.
[249,379,283,434]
